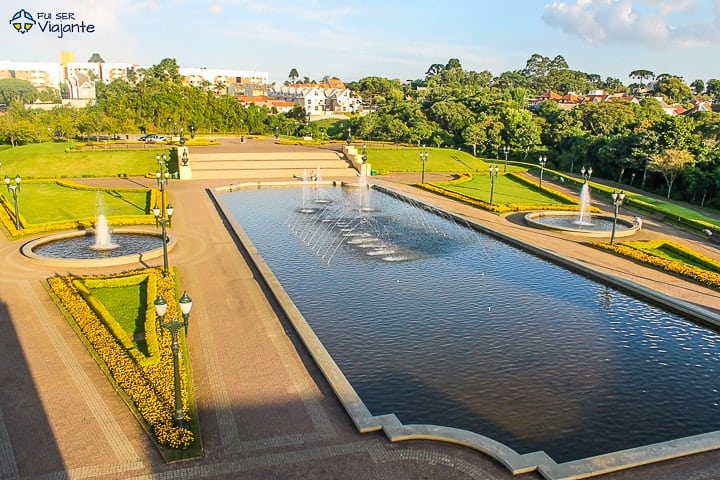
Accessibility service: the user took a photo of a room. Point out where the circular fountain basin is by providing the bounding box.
[524,211,638,237]
[21,228,176,268]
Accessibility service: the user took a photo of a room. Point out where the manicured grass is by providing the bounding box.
[439,173,573,206]
[624,240,720,272]
[367,146,523,174]
[91,284,150,355]
[625,194,720,228]
[0,142,167,178]
[0,181,150,223]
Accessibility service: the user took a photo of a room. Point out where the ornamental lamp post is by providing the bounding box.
[362,144,367,164]
[153,202,173,277]
[610,190,625,245]
[503,145,510,172]
[581,166,593,183]
[4,174,21,230]
[489,165,499,206]
[419,150,429,184]
[156,154,170,216]
[538,155,547,188]
[181,150,189,166]
[154,291,193,426]
[346,127,352,145]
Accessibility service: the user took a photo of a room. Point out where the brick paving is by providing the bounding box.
[0,138,719,480]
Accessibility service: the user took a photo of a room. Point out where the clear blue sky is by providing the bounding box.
[3,0,720,85]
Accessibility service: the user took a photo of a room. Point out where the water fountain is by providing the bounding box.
[91,193,119,250]
[218,183,720,480]
[357,165,375,212]
[313,167,331,204]
[577,182,592,225]
[524,182,638,237]
[21,192,174,267]
[296,169,319,214]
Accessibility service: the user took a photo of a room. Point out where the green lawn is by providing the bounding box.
[367,146,522,174]
[624,241,720,272]
[91,283,150,355]
[439,173,574,206]
[625,194,720,228]
[0,142,167,178]
[0,182,150,223]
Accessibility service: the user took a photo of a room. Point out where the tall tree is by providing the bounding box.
[653,76,693,104]
[425,63,445,77]
[288,68,299,84]
[445,58,462,70]
[499,106,541,159]
[628,69,655,88]
[706,79,720,99]
[648,149,695,198]
[142,58,182,84]
[690,79,705,95]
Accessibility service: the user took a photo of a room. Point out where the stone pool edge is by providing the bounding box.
[20,228,176,269]
[211,184,720,480]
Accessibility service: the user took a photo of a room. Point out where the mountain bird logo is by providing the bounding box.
[9,9,35,34]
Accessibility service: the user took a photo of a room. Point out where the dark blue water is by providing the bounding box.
[223,185,720,463]
[33,233,162,258]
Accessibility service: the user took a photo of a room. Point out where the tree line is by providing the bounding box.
[0,55,718,207]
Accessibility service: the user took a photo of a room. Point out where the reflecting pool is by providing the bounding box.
[222,185,720,463]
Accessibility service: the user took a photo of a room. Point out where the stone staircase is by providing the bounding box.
[187,151,358,180]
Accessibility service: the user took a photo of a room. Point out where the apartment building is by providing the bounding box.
[268,81,362,116]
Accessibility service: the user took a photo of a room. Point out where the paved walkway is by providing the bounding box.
[0,139,719,480]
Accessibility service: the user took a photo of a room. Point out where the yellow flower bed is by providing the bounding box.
[47,268,194,449]
[591,241,720,289]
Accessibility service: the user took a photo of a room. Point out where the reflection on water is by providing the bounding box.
[223,186,720,463]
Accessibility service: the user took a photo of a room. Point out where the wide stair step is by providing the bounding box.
[188,150,358,180]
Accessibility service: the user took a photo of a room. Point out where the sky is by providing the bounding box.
[3,0,720,85]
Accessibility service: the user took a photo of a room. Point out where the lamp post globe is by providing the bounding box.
[489,165,499,206]
[419,150,429,184]
[538,156,547,188]
[4,174,21,230]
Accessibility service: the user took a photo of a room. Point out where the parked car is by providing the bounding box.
[140,134,167,143]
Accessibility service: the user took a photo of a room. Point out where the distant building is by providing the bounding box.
[0,53,270,102]
[234,95,295,113]
[268,81,362,116]
[180,67,269,93]
[532,90,647,111]
[0,60,63,89]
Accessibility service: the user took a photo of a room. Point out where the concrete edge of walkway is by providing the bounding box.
[208,183,720,480]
